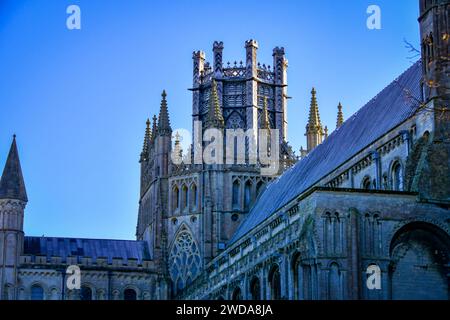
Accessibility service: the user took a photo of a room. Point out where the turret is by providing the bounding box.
[0,135,27,300]
[407,0,450,202]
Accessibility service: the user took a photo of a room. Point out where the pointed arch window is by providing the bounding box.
[232,180,241,210]
[182,184,188,210]
[169,226,202,295]
[244,180,252,211]
[173,186,180,210]
[191,183,198,209]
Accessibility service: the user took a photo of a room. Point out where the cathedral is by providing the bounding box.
[0,0,448,300]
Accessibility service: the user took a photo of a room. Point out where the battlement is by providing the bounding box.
[192,40,286,86]
[19,254,154,270]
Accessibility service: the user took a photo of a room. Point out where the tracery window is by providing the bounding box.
[169,227,202,294]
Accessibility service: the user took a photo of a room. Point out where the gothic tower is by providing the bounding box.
[136,91,172,299]
[191,40,288,142]
[0,136,27,300]
[406,0,450,202]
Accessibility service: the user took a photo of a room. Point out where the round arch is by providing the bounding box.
[389,221,450,300]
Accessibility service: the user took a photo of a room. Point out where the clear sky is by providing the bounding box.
[0,0,420,240]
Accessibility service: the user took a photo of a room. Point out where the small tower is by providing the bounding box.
[305,88,325,152]
[409,0,450,202]
[0,135,28,300]
[336,102,344,129]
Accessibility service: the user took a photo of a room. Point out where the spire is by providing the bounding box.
[140,119,151,162]
[151,114,158,142]
[336,102,344,128]
[0,135,27,202]
[306,87,322,132]
[157,90,172,136]
[205,79,224,128]
[260,97,270,129]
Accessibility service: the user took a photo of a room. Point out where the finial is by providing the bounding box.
[336,102,344,128]
[13,134,16,140]
[162,90,167,99]
[311,87,316,95]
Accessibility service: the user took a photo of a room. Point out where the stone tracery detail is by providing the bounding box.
[169,226,202,293]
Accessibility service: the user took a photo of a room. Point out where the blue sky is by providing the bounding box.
[0,0,420,239]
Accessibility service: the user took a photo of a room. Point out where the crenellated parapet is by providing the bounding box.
[19,254,154,271]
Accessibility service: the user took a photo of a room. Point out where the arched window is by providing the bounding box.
[31,284,44,300]
[191,184,198,209]
[292,253,301,300]
[268,265,281,300]
[250,276,261,300]
[362,176,371,190]
[169,226,202,295]
[232,180,240,210]
[182,184,188,209]
[80,286,93,301]
[232,287,242,300]
[392,162,403,191]
[244,180,252,211]
[328,263,342,300]
[124,288,137,300]
[173,186,179,210]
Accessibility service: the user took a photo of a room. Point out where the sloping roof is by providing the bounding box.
[229,61,422,245]
[0,136,27,202]
[23,236,151,264]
